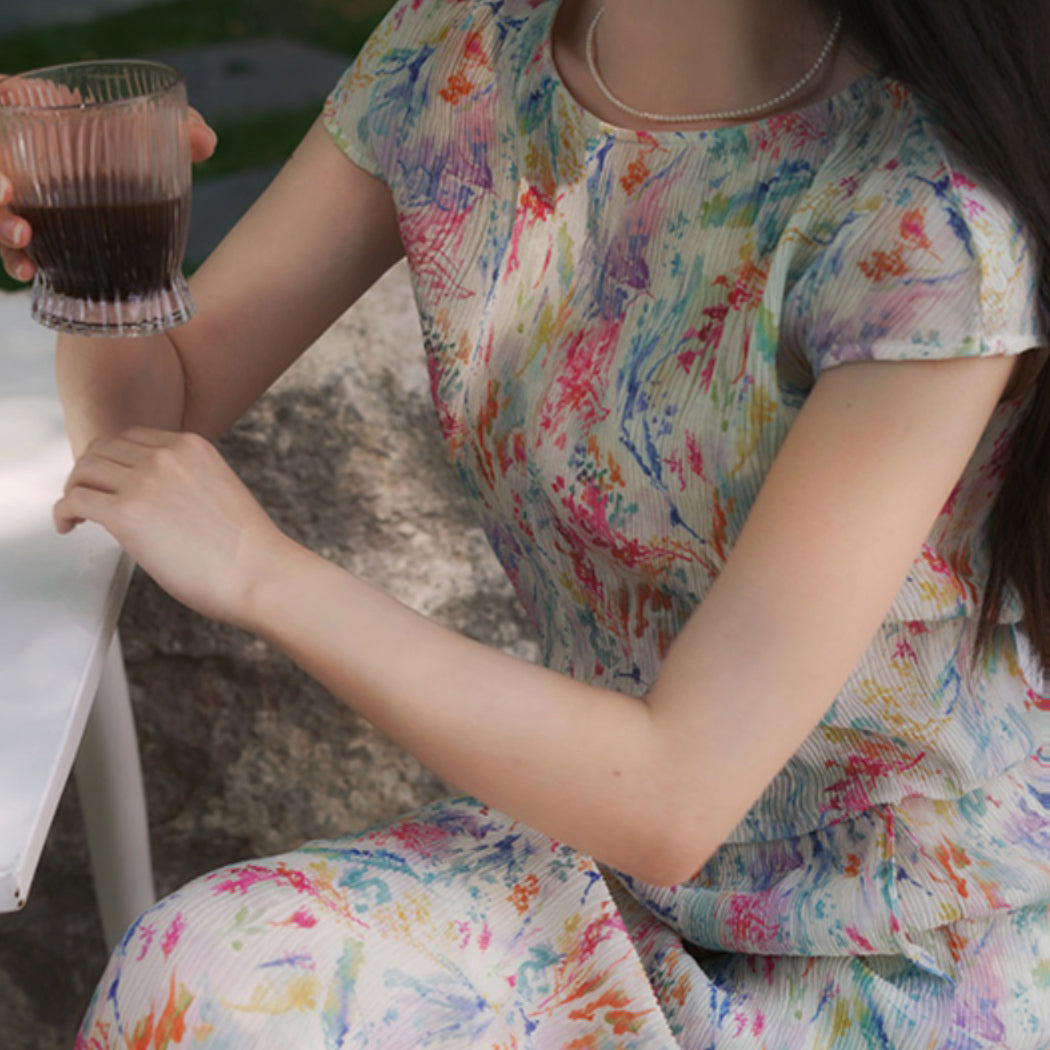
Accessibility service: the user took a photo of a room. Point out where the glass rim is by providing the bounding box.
[0,59,185,113]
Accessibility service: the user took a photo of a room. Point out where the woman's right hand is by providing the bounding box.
[0,105,219,282]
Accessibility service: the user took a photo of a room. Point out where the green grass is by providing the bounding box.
[0,0,392,187]
[0,0,393,71]
[0,102,320,290]
[0,0,395,290]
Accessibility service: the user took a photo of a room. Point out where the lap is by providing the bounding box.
[75,797,677,1048]
[75,798,1050,1050]
[614,872,1050,1050]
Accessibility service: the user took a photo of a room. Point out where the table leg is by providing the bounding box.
[73,632,156,951]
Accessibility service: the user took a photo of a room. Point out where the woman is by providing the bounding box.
[3,0,1048,1045]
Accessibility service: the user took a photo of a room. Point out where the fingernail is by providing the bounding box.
[16,261,33,282]
[1,217,26,246]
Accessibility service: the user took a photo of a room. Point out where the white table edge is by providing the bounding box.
[0,552,134,910]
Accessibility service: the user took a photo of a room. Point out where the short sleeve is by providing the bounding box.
[322,0,461,180]
[784,127,1045,377]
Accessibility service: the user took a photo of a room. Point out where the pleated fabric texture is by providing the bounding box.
[77,0,1050,1046]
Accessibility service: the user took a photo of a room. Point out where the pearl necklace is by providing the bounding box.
[584,8,844,124]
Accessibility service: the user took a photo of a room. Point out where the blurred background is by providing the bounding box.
[0,2,541,1047]
[0,0,394,280]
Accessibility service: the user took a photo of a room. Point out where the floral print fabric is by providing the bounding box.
[76,799,681,1048]
[77,0,1050,1046]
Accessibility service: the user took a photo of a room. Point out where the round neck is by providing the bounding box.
[541,2,889,144]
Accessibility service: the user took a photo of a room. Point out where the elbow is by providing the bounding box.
[613,820,716,888]
[604,729,725,886]
[626,852,712,889]
[604,767,722,886]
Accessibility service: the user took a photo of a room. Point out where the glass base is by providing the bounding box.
[30,274,196,337]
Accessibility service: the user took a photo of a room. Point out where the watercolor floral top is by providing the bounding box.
[324,0,1050,983]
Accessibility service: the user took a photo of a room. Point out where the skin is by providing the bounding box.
[0,2,1034,886]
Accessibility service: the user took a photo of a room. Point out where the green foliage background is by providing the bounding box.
[0,0,393,71]
[0,0,395,289]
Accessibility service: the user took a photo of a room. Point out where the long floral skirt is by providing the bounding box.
[75,797,1049,1049]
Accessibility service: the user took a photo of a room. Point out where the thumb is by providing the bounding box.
[187,107,218,163]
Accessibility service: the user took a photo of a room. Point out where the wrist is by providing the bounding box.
[234,529,321,636]
[56,331,186,456]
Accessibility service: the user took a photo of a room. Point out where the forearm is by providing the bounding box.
[243,540,694,885]
[54,123,405,455]
[56,329,186,456]
[55,356,1016,893]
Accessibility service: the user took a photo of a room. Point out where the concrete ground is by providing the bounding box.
[154,36,352,119]
[0,0,172,36]
[153,35,355,261]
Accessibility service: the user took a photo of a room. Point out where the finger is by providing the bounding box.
[0,73,30,105]
[82,431,164,466]
[53,487,116,535]
[1,245,33,281]
[0,211,30,250]
[65,431,178,496]
[187,108,218,163]
[0,178,35,280]
[62,455,134,498]
[0,74,81,108]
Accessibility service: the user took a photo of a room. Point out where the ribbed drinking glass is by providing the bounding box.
[0,59,195,336]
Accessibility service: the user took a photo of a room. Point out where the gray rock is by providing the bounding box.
[0,261,540,1048]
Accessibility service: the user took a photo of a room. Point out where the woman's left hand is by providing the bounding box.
[54,427,290,626]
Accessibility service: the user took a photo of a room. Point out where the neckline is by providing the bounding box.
[540,1,889,144]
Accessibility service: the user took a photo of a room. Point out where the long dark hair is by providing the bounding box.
[816,0,1050,673]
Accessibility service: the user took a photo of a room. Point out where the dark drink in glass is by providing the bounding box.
[0,60,195,336]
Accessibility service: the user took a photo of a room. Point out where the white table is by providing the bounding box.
[0,290,154,949]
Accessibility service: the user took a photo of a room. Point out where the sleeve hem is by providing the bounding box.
[815,331,1044,375]
[321,103,386,181]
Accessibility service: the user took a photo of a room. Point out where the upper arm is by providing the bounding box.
[646,350,1025,875]
[172,117,404,439]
